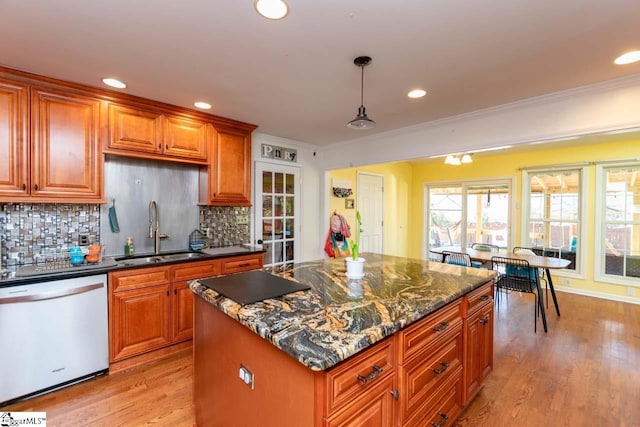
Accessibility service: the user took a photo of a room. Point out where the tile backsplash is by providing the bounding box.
[199,206,251,247]
[0,203,251,269]
[0,203,100,268]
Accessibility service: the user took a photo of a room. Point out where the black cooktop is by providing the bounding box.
[199,270,310,306]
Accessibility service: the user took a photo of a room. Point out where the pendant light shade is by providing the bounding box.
[347,56,376,130]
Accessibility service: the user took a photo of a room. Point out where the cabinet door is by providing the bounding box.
[164,115,208,161]
[463,302,493,404]
[207,127,251,206]
[0,80,28,198]
[172,281,194,342]
[325,376,395,427]
[31,88,102,200]
[110,284,172,361]
[108,103,163,154]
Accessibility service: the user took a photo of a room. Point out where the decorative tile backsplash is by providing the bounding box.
[0,203,251,269]
[0,203,101,268]
[199,206,251,247]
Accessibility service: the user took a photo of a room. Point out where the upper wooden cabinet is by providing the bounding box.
[0,80,103,203]
[106,103,209,164]
[0,80,28,198]
[199,126,252,206]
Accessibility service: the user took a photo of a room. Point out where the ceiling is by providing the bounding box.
[1,1,639,147]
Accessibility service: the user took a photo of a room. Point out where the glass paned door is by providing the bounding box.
[255,162,300,272]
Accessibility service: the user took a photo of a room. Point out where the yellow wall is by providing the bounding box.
[329,138,640,300]
[409,138,640,300]
[328,162,413,257]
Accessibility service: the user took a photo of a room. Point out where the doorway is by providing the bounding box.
[255,162,301,272]
[357,172,384,254]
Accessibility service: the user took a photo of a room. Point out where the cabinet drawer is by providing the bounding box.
[171,259,220,282]
[399,326,463,423]
[465,281,493,315]
[404,370,463,427]
[220,254,263,274]
[109,266,171,292]
[398,298,462,362]
[325,336,395,415]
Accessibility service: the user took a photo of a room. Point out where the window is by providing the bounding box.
[595,163,640,285]
[522,168,585,275]
[425,180,512,259]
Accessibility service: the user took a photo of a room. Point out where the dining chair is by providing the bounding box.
[491,256,546,333]
[513,247,548,308]
[470,243,498,268]
[442,251,472,267]
[429,251,445,263]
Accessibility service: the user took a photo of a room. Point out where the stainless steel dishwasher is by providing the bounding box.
[0,274,109,405]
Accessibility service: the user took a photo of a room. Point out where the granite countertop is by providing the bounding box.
[0,245,265,286]
[189,253,496,371]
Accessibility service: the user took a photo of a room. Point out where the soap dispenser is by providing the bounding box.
[125,236,135,256]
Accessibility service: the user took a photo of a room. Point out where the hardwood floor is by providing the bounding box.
[3,291,639,427]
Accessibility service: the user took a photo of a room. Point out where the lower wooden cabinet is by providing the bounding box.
[110,284,172,361]
[325,376,395,427]
[108,253,263,370]
[463,283,494,404]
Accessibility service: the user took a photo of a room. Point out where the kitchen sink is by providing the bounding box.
[115,251,207,266]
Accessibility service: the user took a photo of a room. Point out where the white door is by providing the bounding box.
[357,172,384,253]
[255,162,301,272]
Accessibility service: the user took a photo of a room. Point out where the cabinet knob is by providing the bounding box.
[166,291,169,296]
[22,183,26,190]
[174,289,177,295]
[34,184,39,191]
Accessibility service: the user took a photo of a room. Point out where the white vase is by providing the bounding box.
[345,257,365,279]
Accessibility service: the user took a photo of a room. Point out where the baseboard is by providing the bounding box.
[109,340,192,374]
[552,285,640,305]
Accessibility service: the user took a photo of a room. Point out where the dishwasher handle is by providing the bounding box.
[0,282,104,304]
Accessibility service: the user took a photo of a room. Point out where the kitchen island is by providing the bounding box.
[189,253,496,427]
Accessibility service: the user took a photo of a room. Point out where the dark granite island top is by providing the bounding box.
[189,253,495,371]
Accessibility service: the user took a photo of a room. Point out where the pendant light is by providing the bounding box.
[347,56,376,130]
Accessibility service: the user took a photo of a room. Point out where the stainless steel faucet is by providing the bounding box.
[148,200,168,254]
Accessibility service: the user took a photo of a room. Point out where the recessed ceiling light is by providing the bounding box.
[408,89,426,98]
[194,101,212,110]
[254,0,289,20]
[101,78,127,89]
[614,50,640,65]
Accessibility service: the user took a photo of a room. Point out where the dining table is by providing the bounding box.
[430,246,571,331]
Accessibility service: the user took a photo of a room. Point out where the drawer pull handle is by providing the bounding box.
[479,315,489,325]
[432,361,449,375]
[480,295,490,301]
[430,412,449,427]
[433,321,449,332]
[356,365,383,384]
[237,263,251,267]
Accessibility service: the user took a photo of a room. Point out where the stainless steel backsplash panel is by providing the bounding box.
[101,156,199,256]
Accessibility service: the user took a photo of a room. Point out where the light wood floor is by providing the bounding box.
[4,291,640,427]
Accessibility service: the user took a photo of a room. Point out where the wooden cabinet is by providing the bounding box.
[111,283,172,361]
[106,103,209,164]
[0,79,28,197]
[109,254,261,371]
[325,338,396,426]
[199,125,252,206]
[0,82,103,203]
[398,299,464,426]
[325,376,395,427]
[220,253,264,274]
[463,282,494,404]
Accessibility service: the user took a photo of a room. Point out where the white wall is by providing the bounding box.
[319,73,640,169]
[251,133,325,262]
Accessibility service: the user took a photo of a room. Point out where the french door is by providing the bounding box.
[255,162,301,272]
